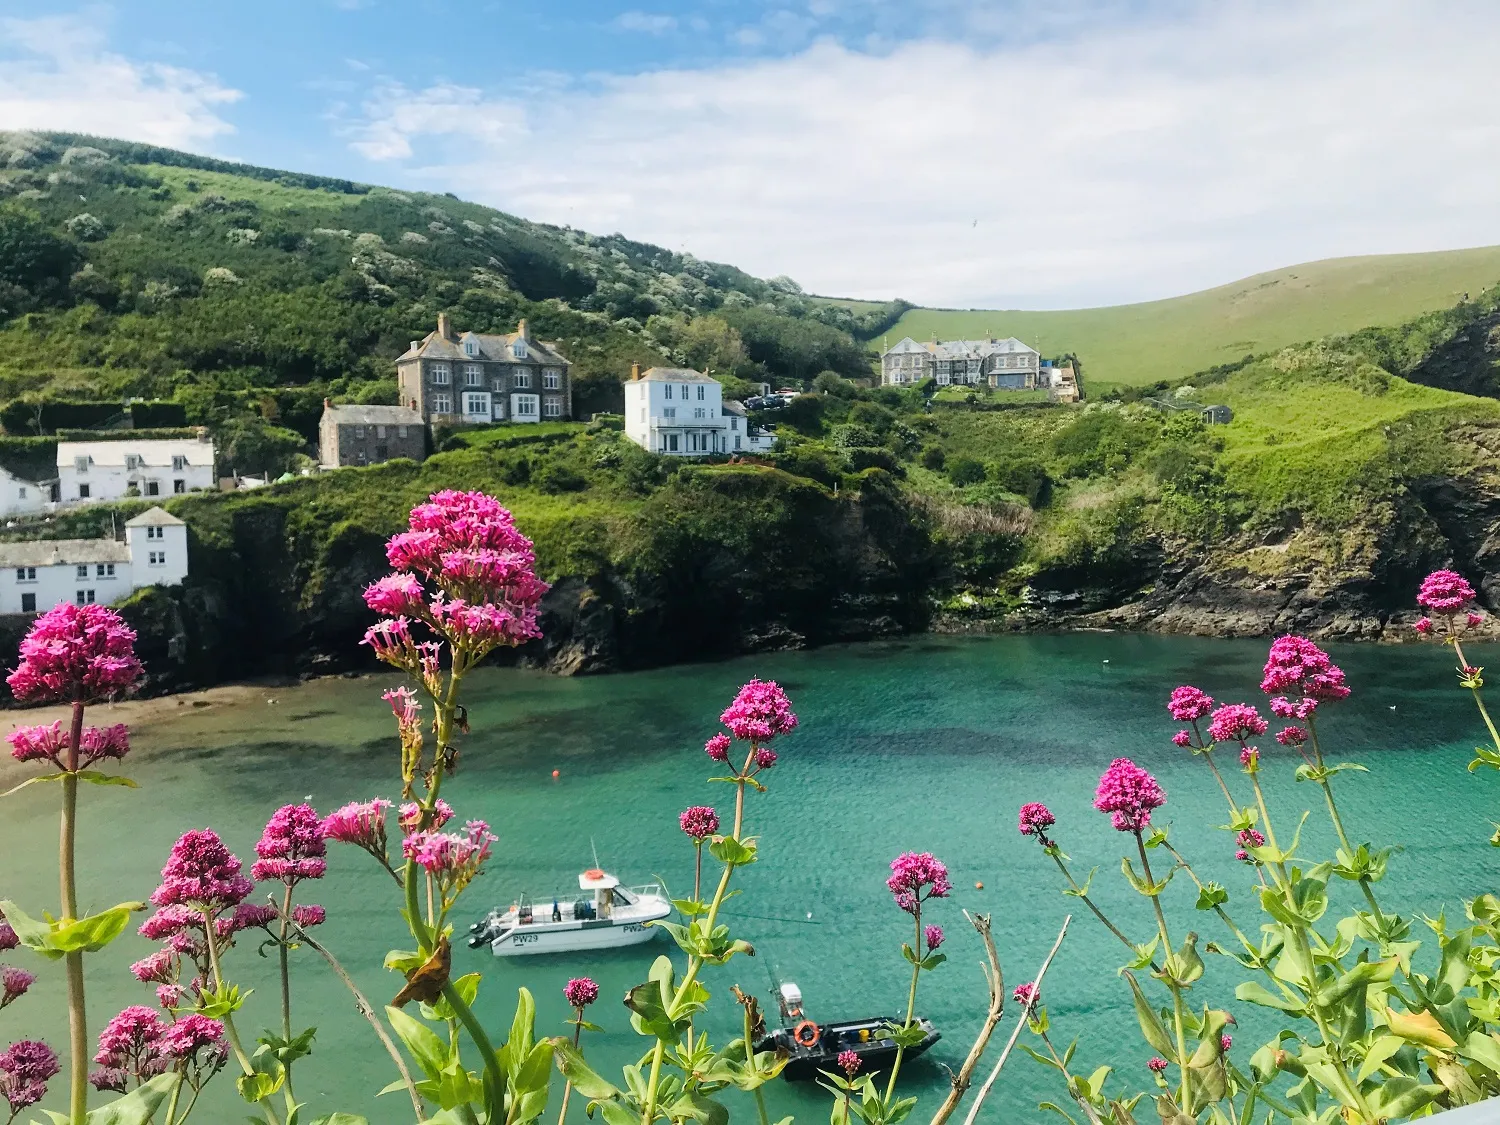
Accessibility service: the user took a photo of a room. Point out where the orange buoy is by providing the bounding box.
[975,881,984,890]
[552,769,560,778]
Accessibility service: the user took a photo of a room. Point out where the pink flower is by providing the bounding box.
[90,1067,127,1092]
[887,852,951,915]
[679,806,719,840]
[363,617,417,667]
[1418,570,1477,615]
[1,967,33,1009]
[1017,802,1055,842]
[399,799,453,834]
[838,1049,861,1077]
[1093,758,1165,833]
[227,904,277,933]
[754,747,778,770]
[1209,704,1267,744]
[129,951,172,984]
[402,820,495,903]
[321,798,392,859]
[0,923,15,952]
[291,904,325,927]
[252,804,327,886]
[924,924,944,951]
[704,734,731,762]
[1147,1057,1168,1074]
[6,603,142,704]
[1261,636,1350,703]
[94,1006,164,1069]
[1220,1034,1232,1052]
[563,977,599,1008]
[155,984,186,1010]
[1235,828,1264,863]
[0,1039,59,1111]
[1269,695,1318,720]
[363,572,426,616]
[1468,612,1486,628]
[1167,686,1214,722]
[6,722,65,766]
[151,830,252,915]
[385,686,422,732]
[156,1014,224,1061]
[1414,617,1434,635]
[1239,746,1259,770]
[1011,982,1037,1008]
[719,679,798,743]
[1275,725,1307,746]
[1171,730,1193,748]
[138,904,197,941]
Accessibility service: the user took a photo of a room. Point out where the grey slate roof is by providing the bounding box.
[0,539,131,567]
[124,506,184,527]
[722,400,748,416]
[401,327,568,367]
[639,367,718,383]
[322,404,424,427]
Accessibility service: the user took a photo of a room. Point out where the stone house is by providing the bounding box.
[396,314,572,426]
[318,402,426,468]
[880,336,1042,388]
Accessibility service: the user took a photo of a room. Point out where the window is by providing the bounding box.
[430,363,451,384]
[697,386,705,400]
[663,407,676,419]
[397,426,408,439]
[667,434,679,452]
[464,365,483,386]
[97,564,115,578]
[542,399,562,418]
[148,552,165,566]
[664,385,672,400]
[15,567,35,582]
[730,418,739,431]
[147,526,163,540]
[375,444,388,460]
[146,481,160,496]
[464,393,490,415]
[172,455,187,471]
[17,487,26,499]
[543,370,560,390]
[464,339,478,356]
[512,339,528,358]
[354,426,366,438]
[376,425,387,439]
[76,589,95,605]
[734,436,742,450]
[681,385,689,399]
[512,368,531,389]
[74,456,89,473]
[431,393,452,413]
[125,454,143,471]
[76,564,88,579]
[21,593,35,613]
[694,408,705,419]
[491,376,505,392]
[511,394,539,420]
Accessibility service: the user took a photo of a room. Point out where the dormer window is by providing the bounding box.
[512,339,527,359]
[464,339,478,356]
[74,456,89,473]
[125,454,143,471]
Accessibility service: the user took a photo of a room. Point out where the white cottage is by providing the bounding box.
[623,365,775,457]
[0,465,48,519]
[0,506,188,615]
[56,434,215,505]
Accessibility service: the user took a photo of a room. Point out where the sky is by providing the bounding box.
[2,0,1499,310]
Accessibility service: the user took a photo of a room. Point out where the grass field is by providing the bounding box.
[869,245,1500,388]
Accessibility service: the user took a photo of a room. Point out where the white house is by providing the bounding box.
[623,365,776,457]
[56,434,215,505]
[880,337,1042,389]
[0,466,48,519]
[0,506,188,615]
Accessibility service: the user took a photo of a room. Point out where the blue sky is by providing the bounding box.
[3,0,1500,308]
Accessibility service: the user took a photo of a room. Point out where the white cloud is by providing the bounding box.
[349,0,1500,307]
[615,11,679,34]
[0,15,241,150]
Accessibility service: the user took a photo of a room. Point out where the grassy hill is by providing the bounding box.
[868,246,1500,389]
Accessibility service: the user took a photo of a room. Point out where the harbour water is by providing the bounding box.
[2,633,1496,1123]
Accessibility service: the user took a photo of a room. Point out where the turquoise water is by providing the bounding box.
[3,633,1498,1124]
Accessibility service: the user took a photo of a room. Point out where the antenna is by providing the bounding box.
[590,838,601,870]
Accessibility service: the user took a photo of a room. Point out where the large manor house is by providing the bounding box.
[881,336,1040,388]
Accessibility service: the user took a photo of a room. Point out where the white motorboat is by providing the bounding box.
[467,869,671,957]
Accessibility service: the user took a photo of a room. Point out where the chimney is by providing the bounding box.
[323,398,331,409]
[630,362,641,381]
[410,340,420,353]
[517,318,530,341]
[437,312,452,339]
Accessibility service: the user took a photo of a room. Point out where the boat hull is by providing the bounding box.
[756,1017,941,1082]
[490,917,661,956]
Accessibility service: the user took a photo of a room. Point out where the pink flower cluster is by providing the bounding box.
[150,829,253,915]
[1418,570,1477,614]
[6,603,142,704]
[1208,703,1267,744]
[1017,802,1056,844]
[399,799,453,835]
[1167,686,1214,721]
[0,1039,59,1112]
[252,804,327,888]
[1261,636,1350,712]
[1147,1057,1168,1074]
[1235,828,1265,863]
[563,977,599,1008]
[924,924,944,951]
[321,798,393,862]
[1011,982,1037,1009]
[156,1013,226,1064]
[887,851,951,916]
[0,921,15,951]
[679,805,720,840]
[402,820,496,904]
[91,1006,169,1091]
[838,1049,861,1077]
[720,679,799,743]
[1,967,33,1009]
[7,721,130,770]
[1275,725,1307,746]
[1094,758,1165,833]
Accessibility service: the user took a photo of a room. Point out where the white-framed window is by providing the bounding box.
[543,369,560,390]
[146,481,160,496]
[697,386,705,400]
[148,551,165,566]
[663,407,676,419]
[664,384,673,400]
[397,426,408,438]
[512,339,527,358]
[97,563,115,578]
[730,417,739,431]
[21,593,35,612]
[681,385,689,399]
[512,368,531,388]
[491,376,505,391]
[464,364,483,386]
[74,456,89,473]
[15,567,35,582]
[464,393,490,415]
[173,479,185,493]
[431,393,453,413]
[511,394,539,420]
[172,455,187,471]
[124,454,143,471]
[147,526,164,540]
[464,339,478,356]
[734,435,742,450]
[542,399,562,418]
[430,363,451,384]
[667,434,679,452]
[76,589,95,605]
[76,564,87,579]
[694,407,705,419]
[374,425,386,439]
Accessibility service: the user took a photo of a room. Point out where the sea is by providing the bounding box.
[2,633,1495,1124]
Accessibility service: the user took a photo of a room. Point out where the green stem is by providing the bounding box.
[1201,750,1238,814]
[1306,717,1387,926]
[201,908,282,1125]
[276,885,297,1105]
[162,1073,183,1125]
[1047,849,1146,960]
[743,1000,769,1125]
[62,698,86,1125]
[883,910,923,1102]
[1037,1028,1103,1125]
[1134,835,1190,1111]
[1453,635,1500,754]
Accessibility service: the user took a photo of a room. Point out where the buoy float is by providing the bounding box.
[975,881,984,890]
[551,769,560,778]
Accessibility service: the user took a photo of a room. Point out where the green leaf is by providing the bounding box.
[1194,883,1228,911]
[420,973,479,1023]
[708,835,757,867]
[0,899,143,960]
[307,1116,370,1125]
[74,770,139,788]
[196,982,250,1019]
[1233,981,1305,1016]
[552,1041,622,1100]
[670,898,706,917]
[1356,1034,1406,1084]
[385,1006,451,1083]
[384,948,424,974]
[1124,972,1174,1057]
[1319,957,1398,1007]
[84,1073,180,1125]
[237,1070,286,1104]
[2,770,69,796]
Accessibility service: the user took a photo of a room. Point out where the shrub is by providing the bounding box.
[946,455,987,486]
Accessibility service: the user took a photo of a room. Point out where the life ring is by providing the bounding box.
[793,1020,820,1049]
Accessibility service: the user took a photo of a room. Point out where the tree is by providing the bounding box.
[216,417,308,477]
[0,205,79,306]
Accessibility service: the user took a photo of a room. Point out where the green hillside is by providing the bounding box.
[871,246,1500,389]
